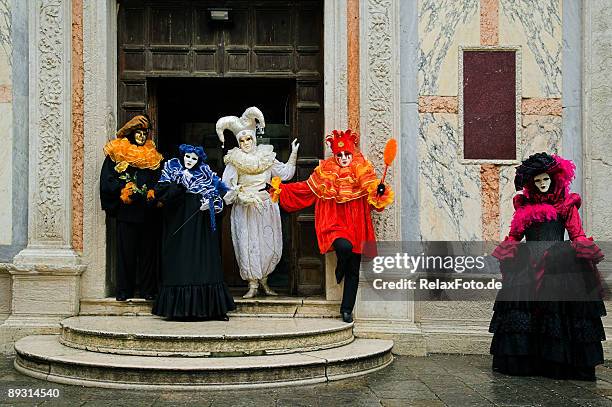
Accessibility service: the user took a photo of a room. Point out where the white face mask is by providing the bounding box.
[183,152,199,170]
[533,172,552,193]
[238,133,255,153]
[335,151,353,167]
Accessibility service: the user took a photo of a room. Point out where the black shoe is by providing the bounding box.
[341,312,353,323]
[144,294,157,301]
[115,293,129,301]
[335,268,344,284]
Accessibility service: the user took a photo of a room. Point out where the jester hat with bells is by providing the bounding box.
[215,107,266,149]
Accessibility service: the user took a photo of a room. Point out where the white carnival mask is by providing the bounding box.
[238,132,256,154]
[533,172,552,193]
[183,152,199,170]
[335,151,353,167]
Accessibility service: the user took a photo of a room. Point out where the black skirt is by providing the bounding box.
[490,241,606,381]
[152,184,235,319]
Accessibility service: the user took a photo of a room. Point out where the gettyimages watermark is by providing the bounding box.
[358,241,611,302]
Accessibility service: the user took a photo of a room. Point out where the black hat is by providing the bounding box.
[514,152,559,191]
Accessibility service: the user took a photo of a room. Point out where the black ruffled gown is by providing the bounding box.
[152,179,235,320]
[490,220,606,380]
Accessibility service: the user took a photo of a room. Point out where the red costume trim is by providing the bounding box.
[274,153,392,255]
[495,155,603,263]
[306,153,378,203]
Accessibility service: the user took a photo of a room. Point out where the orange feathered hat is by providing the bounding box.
[325,129,358,155]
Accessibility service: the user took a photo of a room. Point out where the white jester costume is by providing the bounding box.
[217,107,299,298]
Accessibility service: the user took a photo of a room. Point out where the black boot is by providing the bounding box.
[341,311,353,323]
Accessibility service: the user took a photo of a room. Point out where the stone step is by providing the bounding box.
[79,297,341,318]
[15,335,393,390]
[59,316,354,357]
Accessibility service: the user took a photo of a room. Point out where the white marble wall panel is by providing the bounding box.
[561,0,583,197]
[0,0,12,246]
[419,113,482,240]
[418,0,479,96]
[521,115,562,156]
[499,0,562,98]
[0,104,12,246]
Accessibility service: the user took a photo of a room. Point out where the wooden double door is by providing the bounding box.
[115,0,325,295]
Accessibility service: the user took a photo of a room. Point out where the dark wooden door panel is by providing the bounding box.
[149,7,190,46]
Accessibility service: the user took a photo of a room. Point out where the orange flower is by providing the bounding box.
[367,181,394,210]
[147,189,155,201]
[120,182,135,204]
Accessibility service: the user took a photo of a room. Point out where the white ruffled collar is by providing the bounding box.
[223,144,276,175]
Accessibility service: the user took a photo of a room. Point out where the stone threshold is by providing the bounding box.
[80,296,342,318]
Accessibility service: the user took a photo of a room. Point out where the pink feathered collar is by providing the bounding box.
[510,193,581,235]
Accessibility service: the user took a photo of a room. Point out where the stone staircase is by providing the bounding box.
[14,298,393,389]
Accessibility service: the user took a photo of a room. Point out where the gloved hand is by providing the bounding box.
[116,115,148,138]
[291,138,300,154]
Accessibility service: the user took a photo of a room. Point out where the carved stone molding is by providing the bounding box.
[359,0,401,242]
[356,0,415,327]
[14,0,78,265]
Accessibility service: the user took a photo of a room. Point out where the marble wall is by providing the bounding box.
[0,0,12,247]
[497,0,563,239]
[410,0,566,353]
[0,0,27,264]
[419,0,480,97]
[419,113,482,240]
[417,0,563,241]
[0,0,12,323]
[499,0,562,98]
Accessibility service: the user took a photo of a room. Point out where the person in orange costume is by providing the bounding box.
[270,129,394,323]
[100,115,163,301]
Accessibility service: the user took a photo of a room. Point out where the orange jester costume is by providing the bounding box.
[271,130,393,322]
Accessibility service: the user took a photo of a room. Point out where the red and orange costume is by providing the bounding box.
[274,130,393,255]
[271,130,393,320]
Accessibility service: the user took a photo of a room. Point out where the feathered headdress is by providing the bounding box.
[215,107,266,148]
[514,152,576,198]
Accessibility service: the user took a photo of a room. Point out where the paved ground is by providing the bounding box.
[2,354,612,406]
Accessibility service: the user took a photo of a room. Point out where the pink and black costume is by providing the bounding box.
[490,152,605,380]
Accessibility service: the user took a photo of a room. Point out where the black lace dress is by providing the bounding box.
[489,220,606,381]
